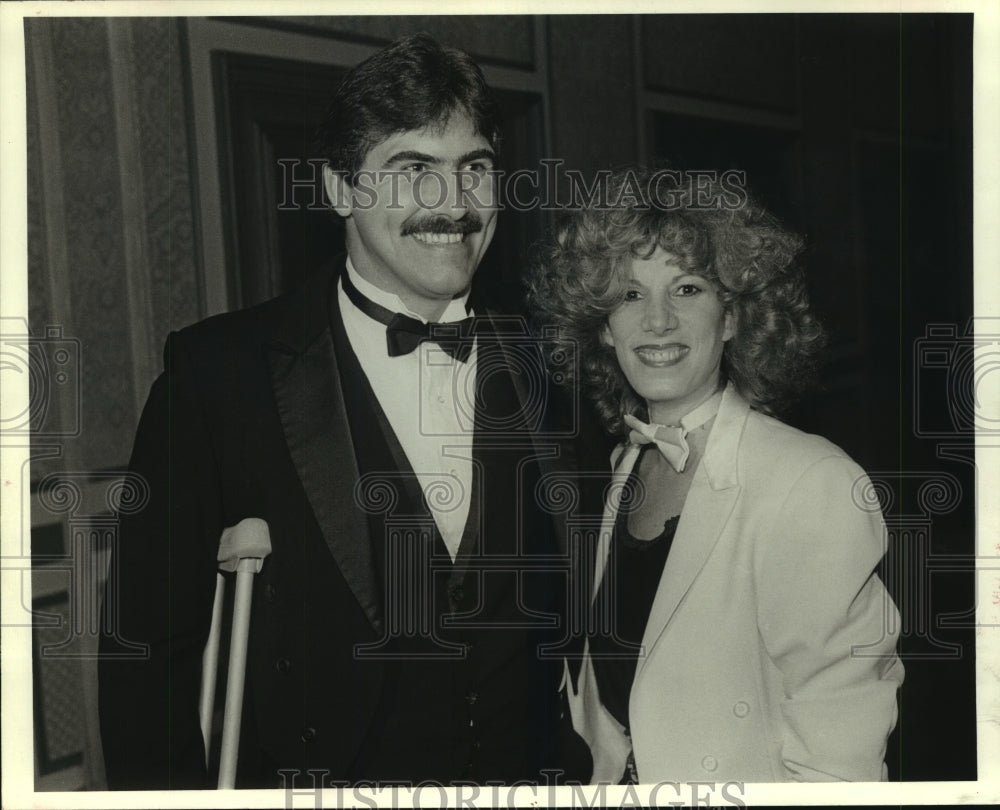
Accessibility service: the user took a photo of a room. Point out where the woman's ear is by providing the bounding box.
[322,165,353,219]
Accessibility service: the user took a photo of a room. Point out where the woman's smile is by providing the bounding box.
[633,343,690,366]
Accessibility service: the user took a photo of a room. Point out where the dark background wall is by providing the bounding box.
[23,13,976,789]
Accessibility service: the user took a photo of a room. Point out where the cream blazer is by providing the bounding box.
[565,385,904,783]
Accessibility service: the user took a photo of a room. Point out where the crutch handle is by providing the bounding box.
[217,517,271,571]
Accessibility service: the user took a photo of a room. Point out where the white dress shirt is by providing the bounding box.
[338,258,476,560]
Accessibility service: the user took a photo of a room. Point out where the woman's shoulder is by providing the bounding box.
[738,407,866,483]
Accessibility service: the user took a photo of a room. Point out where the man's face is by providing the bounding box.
[325,111,498,321]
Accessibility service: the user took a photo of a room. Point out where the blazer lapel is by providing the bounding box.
[263,260,382,634]
[632,386,750,686]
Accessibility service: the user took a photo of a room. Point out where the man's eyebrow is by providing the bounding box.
[457,148,496,165]
[381,150,438,168]
[380,148,497,169]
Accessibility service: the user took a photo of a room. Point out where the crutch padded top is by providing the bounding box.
[217,518,272,572]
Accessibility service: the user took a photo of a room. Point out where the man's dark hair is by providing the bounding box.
[317,32,501,179]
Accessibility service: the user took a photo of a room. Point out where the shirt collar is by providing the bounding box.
[345,256,473,324]
[678,386,725,433]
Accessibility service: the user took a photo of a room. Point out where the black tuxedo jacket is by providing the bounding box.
[98,258,601,789]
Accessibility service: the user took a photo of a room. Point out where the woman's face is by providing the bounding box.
[602,248,734,426]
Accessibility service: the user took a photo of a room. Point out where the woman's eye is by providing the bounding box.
[623,289,642,302]
[675,283,702,296]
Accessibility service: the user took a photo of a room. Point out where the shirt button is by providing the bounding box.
[701,755,718,772]
[733,701,750,718]
[301,727,317,743]
[276,658,291,674]
[437,395,446,404]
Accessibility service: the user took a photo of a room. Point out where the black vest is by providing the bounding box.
[331,299,565,785]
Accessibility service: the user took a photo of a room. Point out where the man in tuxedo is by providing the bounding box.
[98,33,592,789]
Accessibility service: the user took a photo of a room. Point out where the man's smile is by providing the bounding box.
[411,232,468,245]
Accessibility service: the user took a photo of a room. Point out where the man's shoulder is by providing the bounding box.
[169,262,339,362]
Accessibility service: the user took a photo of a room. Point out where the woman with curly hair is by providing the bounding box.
[529,167,903,784]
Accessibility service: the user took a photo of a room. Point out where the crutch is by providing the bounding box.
[198,517,272,789]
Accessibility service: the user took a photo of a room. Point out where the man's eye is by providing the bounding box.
[463,161,491,174]
[400,162,428,174]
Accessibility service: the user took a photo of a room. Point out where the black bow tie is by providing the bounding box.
[341,268,475,362]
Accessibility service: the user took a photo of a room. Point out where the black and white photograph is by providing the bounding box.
[1,1,997,807]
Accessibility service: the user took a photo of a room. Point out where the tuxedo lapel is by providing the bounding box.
[263,261,382,634]
[485,312,572,553]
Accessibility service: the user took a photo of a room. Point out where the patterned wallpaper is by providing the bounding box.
[127,18,201,345]
[26,18,202,476]
[26,17,204,790]
[51,19,135,456]
[26,59,51,336]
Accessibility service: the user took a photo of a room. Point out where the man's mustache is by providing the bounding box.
[401,214,483,237]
